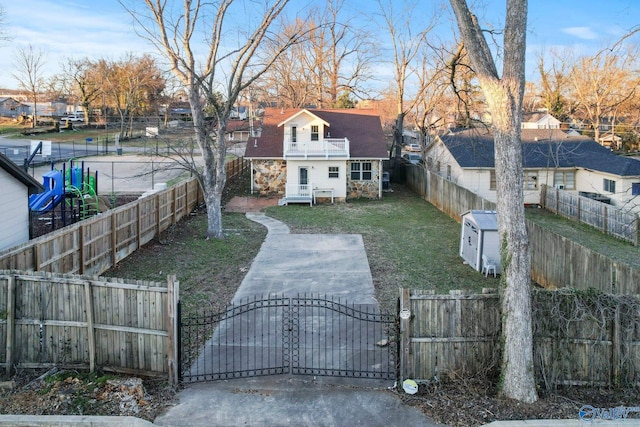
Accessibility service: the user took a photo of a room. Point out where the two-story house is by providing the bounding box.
[244,108,388,204]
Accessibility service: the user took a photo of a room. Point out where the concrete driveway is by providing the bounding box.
[154,213,440,427]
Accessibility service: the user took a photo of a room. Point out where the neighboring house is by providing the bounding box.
[244,108,388,204]
[227,119,253,143]
[425,128,640,212]
[598,131,622,150]
[521,111,561,129]
[0,97,30,118]
[0,153,44,252]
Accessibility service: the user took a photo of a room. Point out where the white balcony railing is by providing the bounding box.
[284,137,349,158]
[286,183,312,198]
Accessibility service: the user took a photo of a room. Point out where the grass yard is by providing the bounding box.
[263,186,495,312]
[525,207,640,268]
[104,175,497,315]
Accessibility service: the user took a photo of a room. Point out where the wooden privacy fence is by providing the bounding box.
[405,165,495,219]
[0,270,179,385]
[528,221,640,294]
[0,178,201,275]
[399,289,500,382]
[399,288,640,388]
[0,157,249,276]
[541,184,639,245]
[404,164,640,294]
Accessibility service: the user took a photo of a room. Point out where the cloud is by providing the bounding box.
[561,26,599,40]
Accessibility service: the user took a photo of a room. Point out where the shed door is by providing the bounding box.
[461,220,479,269]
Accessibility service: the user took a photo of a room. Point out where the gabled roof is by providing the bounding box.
[245,108,388,159]
[437,128,640,177]
[277,109,329,128]
[0,152,44,194]
[522,111,558,123]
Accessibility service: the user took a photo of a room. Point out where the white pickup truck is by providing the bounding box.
[60,113,84,124]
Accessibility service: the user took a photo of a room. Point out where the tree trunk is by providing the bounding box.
[449,0,538,403]
[393,113,404,159]
[188,90,226,239]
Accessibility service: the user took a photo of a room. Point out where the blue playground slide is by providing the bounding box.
[29,170,65,213]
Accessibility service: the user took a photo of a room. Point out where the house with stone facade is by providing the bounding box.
[244,108,388,204]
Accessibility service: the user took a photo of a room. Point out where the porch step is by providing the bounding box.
[279,196,312,206]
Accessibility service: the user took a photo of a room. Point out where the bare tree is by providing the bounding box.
[122,0,302,239]
[569,48,639,142]
[61,58,103,124]
[98,54,165,139]
[317,0,377,106]
[445,40,485,128]
[408,43,450,145]
[536,50,571,120]
[255,1,375,109]
[255,17,316,108]
[377,0,436,159]
[449,0,538,403]
[12,44,47,128]
[0,7,10,45]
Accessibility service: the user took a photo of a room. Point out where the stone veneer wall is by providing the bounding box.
[346,160,381,199]
[252,160,287,195]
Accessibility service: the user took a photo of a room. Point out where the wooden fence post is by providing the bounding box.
[156,193,161,235]
[399,287,413,381]
[5,275,16,376]
[136,202,142,250]
[166,275,179,387]
[79,224,85,275]
[111,213,117,267]
[84,281,96,373]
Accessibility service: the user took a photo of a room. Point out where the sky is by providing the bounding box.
[0,0,638,91]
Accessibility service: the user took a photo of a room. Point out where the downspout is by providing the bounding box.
[379,160,383,199]
[249,159,254,194]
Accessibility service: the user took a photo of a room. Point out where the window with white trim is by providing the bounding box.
[525,171,538,190]
[311,125,319,141]
[350,162,372,180]
[554,171,575,190]
[328,166,339,178]
[604,178,616,193]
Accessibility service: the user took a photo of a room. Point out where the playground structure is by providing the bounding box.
[29,160,101,231]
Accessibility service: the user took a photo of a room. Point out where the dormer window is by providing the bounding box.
[311,125,319,141]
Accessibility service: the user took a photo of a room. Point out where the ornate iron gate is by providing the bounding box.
[179,294,397,383]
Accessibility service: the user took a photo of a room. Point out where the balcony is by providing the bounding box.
[284,138,349,159]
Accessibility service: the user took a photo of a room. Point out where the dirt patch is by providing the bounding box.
[0,369,175,422]
[223,196,280,213]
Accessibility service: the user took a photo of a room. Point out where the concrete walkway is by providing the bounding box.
[154,213,439,426]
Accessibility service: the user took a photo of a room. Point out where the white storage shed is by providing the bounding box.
[460,210,501,275]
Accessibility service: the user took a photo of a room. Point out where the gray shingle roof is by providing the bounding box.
[439,128,640,176]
